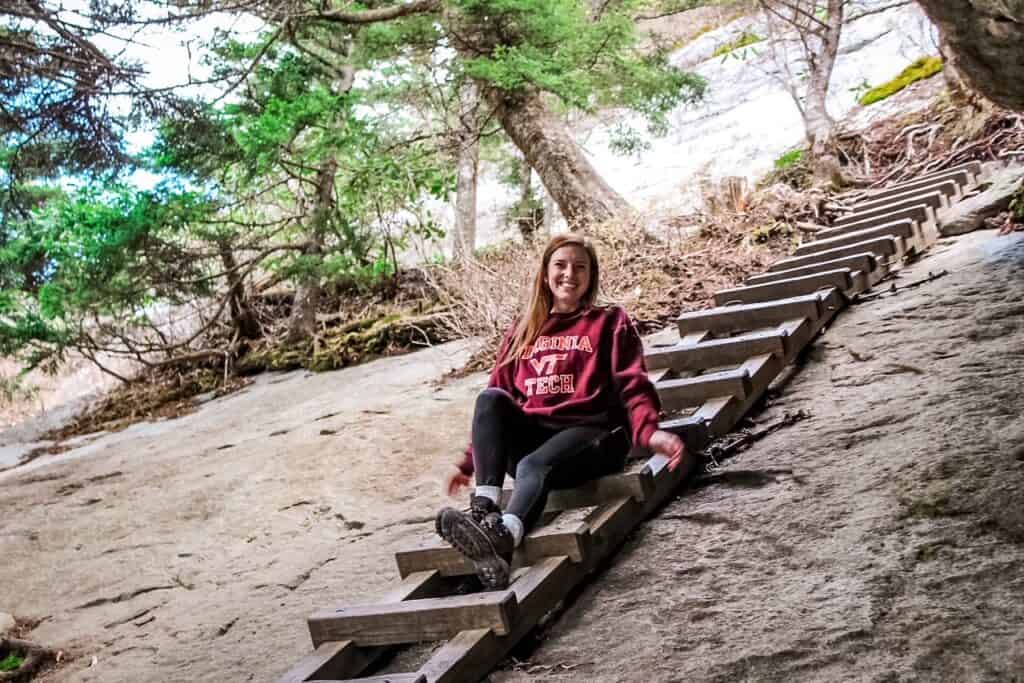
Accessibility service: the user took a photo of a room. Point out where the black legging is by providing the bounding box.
[472,388,628,533]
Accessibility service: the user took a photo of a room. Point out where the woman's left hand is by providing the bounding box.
[648,429,686,471]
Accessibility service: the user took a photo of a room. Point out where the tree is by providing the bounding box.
[287,0,705,228]
[761,0,846,185]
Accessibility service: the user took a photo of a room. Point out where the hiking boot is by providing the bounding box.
[468,494,500,522]
[435,507,514,590]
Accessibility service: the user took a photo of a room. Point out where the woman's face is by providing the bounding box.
[546,244,592,313]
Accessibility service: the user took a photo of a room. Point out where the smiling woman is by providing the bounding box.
[435,233,685,590]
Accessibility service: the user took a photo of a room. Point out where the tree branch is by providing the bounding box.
[313,0,441,24]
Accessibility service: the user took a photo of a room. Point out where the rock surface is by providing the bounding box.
[1,230,1022,682]
[938,164,1024,236]
[916,0,1024,111]
[0,611,15,636]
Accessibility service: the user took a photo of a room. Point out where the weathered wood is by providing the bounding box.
[307,675,426,683]
[739,353,784,397]
[657,411,711,452]
[746,253,877,286]
[850,180,960,215]
[283,572,450,682]
[835,191,945,228]
[394,513,593,579]
[656,368,753,411]
[854,171,969,205]
[714,269,853,306]
[420,556,580,683]
[645,330,787,372]
[676,294,823,335]
[795,220,917,257]
[308,591,519,648]
[500,466,654,512]
[769,237,903,273]
[826,204,933,242]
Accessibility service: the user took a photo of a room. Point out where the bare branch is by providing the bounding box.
[313,0,441,25]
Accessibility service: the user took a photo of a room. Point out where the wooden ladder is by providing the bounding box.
[275,161,985,683]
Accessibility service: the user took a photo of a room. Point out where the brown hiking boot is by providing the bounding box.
[435,506,514,590]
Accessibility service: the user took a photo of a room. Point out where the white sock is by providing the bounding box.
[474,485,501,505]
[502,513,525,547]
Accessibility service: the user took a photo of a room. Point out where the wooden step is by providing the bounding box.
[646,329,787,372]
[769,237,903,273]
[819,205,931,242]
[834,190,946,228]
[308,591,519,648]
[656,368,753,411]
[746,252,877,286]
[851,170,971,207]
[676,294,823,335]
[714,269,853,306]
[794,219,917,257]
[282,571,456,682]
[395,510,594,579]
[657,411,711,451]
[313,675,426,683]
[850,180,960,215]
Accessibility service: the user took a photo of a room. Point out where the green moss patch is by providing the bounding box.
[859,57,943,106]
[0,652,25,672]
[712,31,762,58]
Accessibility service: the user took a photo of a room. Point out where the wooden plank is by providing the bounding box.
[794,220,916,257]
[853,171,969,205]
[647,367,671,384]
[739,353,784,396]
[745,252,877,286]
[420,557,580,683]
[850,180,959,215]
[835,192,945,227]
[394,513,593,579]
[714,269,853,306]
[645,330,786,372]
[656,368,753,411]
[307,675,426,683]
[826,204,933,240]
[308,591,519,648]
[676,293,823,335]
[497,466,654,513]
[768,236,902,273]
[283,572,449,683]
[657,412,711,452]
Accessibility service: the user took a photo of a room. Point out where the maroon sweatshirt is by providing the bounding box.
[459,305,661,476]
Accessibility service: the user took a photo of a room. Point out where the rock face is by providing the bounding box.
[0,611,15,635]
[915,0,1024,110]
[937,164,1024,236]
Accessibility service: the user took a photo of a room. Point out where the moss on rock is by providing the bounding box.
[859,57,944,106]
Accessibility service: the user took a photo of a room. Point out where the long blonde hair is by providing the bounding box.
[502,234,600,365]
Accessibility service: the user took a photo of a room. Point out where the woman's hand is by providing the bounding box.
[443,464,471,497]
[648,429,686,472]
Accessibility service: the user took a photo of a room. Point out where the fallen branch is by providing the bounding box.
[854,269,950,303]
[700,410,812,471]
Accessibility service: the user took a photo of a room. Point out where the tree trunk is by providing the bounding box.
[484,86,632,229]
[218,243,260,340]
[287,157,337,343]
[801,0,845,186]
[516,159,539,241]
[452,81,479,261]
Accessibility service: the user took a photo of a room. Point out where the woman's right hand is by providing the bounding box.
[443,465,471,497]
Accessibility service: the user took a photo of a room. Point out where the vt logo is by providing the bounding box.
[529,353,567,376]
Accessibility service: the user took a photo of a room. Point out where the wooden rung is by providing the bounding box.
[851,180,959,214]
[714,269,853,306]
[900,161,980,184]
[647,367,671,383]
[851,172,969,208]
[516,466,654,512]
[394,513,593,579]
[307,675,426,683]
[646,329,786,372]
[739,353,783,394]
[657,412,711,451]
[795,219,917,256]
[308,591,519,648]
[836,189,948,227]
[419,556,578,683]
[829,204,933,238]
[746,252,877,286]
[769,237,902,273]
[676,293,823,335]
[656,368,753,410]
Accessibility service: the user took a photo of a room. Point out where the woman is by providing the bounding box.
[436,234,685,590]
